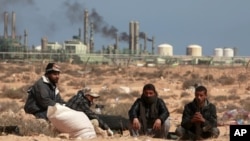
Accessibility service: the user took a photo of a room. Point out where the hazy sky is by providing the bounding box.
[1,0,250,56]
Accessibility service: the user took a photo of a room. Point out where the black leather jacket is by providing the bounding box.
[128,97,170,128]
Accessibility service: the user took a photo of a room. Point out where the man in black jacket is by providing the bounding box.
[24,63,66,119]
[128,83,170,139]
[175,85,220,140]
[66,88,113,136]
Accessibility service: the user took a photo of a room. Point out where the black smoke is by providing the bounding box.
[63,1,83,23]
[139,32,153,42]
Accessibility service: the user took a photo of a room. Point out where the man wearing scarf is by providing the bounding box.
[128,83,170,139]
[175,85,220,140]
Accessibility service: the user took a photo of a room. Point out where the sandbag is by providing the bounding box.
[47,103,96,139]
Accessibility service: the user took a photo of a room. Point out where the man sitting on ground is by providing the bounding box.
[175,85,220,140]
[66,87,113,136]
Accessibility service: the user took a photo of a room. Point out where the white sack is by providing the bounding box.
[47,103,96,139]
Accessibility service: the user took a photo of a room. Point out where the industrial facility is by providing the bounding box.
[0,10,248,66]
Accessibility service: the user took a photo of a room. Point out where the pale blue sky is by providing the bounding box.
[1,0,250,56]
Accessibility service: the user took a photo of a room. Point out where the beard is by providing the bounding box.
[49,78,59,84]
[141,95,157,104]
[196,99,205,107]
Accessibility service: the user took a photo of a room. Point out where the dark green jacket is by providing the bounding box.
[24,76,65,119]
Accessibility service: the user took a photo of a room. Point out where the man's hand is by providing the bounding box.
[153,119,162,130]
[107,128,114,136]
[132,118,141,130]
[191,112,205,123]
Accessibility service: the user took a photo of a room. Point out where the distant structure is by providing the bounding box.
[63,40,87,55]
[3,11,18,40]
[233,47,238,56]
[214,48,223,57]
[83,10,89,46]
[129,21,140,55]
[223,48,234,57]
[186,44,202,56]
[47,42,62,51]
[41,37,48,52]
[157,43,173,56]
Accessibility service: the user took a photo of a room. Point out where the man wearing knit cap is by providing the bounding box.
[24,62,66,119]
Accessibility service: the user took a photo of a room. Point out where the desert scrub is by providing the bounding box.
[217,75,235,85]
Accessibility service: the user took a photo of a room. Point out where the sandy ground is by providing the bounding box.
[1,62,249,140]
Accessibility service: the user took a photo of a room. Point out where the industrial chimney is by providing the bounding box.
[129,21,134,54]
[41,37,48,52]
[143,32,147,53]
[134,21,139,55]
[83,10,89,46]
[89,23,94,53]
[24,29,28,51]
[4,11,8,39]
[129,21,140,55]
[78,28,81,40]
[11,11,16,39]
[151,36,155,55]
[115,33,119,54]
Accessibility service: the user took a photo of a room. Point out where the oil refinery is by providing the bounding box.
[0,10,248,67]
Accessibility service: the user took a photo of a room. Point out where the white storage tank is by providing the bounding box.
[214,48,223,57]
[186,44,202,56]
[223,48,234,57]
[157,43,173,56]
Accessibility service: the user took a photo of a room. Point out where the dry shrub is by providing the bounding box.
[59,75,71,84]
[1,85,26,99]
[191,73,199,79]
[227,94,240,100]
[212,95,227,102]
[161,93,176,100]
[228,88,238,95]
[134,77,145,81]
[226,103,239,110]
[130,90,140,98]
[134,71,159,79]
[0,112,57,136]
[67,79,83,87]
[203,74,214,81]
[242,97,250,111]
[0,64,5,70]
[183,70,191,77]
[180,91,190,98]
[217,75,235,85]
[92,77,105,85]
[175,107,184,114]
[182,99,190,105]
[63,69,81,77]
[102,103,131,118]
[171,73,181,79]
[182,79,202,90]
[175,100,190,114]
[97,88,138,118]
[98,88,134,100]
[0,97,57,136]
[91,65,111,76]
[237,73,248,87]
[0,101,21,113]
